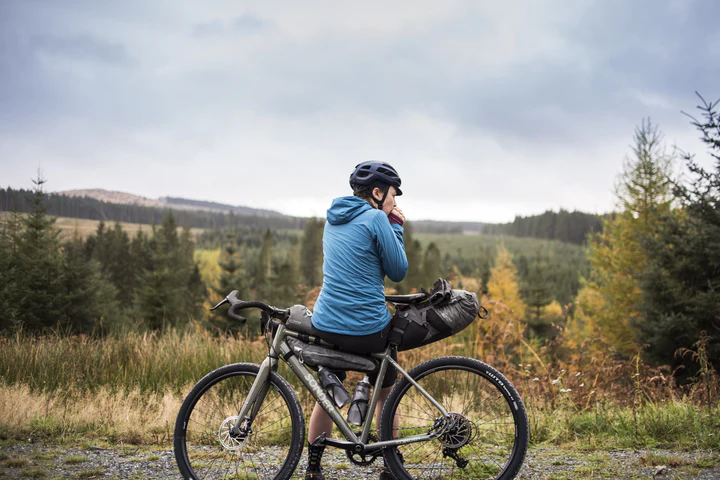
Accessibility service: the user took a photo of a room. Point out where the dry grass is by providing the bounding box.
[0,301,718,450]
[0,383,184,444]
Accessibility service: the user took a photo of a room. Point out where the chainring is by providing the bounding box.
[346,433,382,466]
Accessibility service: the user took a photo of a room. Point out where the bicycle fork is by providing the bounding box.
[230,358,274,438]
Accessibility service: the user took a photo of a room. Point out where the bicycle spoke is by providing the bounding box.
[383,360,527,480]
[176,367,302,480]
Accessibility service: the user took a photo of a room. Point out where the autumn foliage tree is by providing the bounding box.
[486,245,527,320]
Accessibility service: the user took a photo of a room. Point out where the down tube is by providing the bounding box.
[277,342,359,444]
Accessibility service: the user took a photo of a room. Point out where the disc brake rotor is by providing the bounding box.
[218,416,249,451]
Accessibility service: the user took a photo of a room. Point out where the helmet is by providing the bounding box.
[349,161,403,196]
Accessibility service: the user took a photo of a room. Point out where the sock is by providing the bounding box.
[306,442,326,472]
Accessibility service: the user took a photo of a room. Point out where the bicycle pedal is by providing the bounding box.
[311,432,327,447]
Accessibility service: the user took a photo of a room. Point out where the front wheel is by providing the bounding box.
[174,363,305,480]
[380,356,529,480]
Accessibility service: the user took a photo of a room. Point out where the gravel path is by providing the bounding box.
[0,442,718,479]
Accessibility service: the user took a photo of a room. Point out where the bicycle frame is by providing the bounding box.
[231,322,450,453]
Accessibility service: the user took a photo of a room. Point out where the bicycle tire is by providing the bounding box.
[174,363,305,480]
[380,356,529,480]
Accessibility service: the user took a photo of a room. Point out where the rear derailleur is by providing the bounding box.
[443,448,469,469]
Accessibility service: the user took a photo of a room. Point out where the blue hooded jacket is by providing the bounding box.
[311,196,408,335]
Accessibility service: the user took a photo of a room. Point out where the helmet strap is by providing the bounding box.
[373,186,390,210]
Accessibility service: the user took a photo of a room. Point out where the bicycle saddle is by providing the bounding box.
[385,293,428,304]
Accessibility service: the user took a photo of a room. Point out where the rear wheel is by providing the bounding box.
[380,356,528,479]
[174,363,305,480]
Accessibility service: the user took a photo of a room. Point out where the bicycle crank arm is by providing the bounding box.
[320,438,363,453]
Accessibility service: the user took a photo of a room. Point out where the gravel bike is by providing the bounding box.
[174,291,529,479]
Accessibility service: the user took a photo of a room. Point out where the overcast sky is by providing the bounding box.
[1,1,718,222]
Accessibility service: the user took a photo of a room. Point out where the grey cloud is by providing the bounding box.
[233,13,269,34]
[193,20,225,37]
[194,12,271,37]
[29,34,133,65]
[2,1,718,154]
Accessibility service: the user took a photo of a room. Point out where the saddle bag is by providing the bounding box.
[390,280,480,352]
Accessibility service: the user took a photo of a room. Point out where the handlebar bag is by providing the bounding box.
[393,289,479,352]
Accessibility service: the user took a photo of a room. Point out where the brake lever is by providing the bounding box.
[210,290,241,311]
[210,297,229,311]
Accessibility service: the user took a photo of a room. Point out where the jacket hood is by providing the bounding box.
[326,196,373,225]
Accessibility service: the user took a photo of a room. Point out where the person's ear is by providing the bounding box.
[372,187,382,202]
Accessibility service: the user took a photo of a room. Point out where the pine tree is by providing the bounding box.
[134,211,193,329]
[255,229,274,301]
[181,226,205,317]
[274,237,301,307]
[420,242,441,289]
[0,211,22,330]
[581,119,675,356]
[300,218,324,287]
[60,234,116,333]
[521,252,554,335]
[87,222,136,307]
[210,232,250,331]
[13,177,67,331]
[214,236,247,298]
[640,94,720,374]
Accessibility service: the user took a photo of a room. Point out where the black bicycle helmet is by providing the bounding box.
[349,161,403,196]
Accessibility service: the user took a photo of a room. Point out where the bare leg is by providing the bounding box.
[374,386,399,436]
[308,402,334,444]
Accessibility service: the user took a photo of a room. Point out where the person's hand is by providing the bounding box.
[388,207,405,226]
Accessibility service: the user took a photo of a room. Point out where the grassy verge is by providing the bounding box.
[1,329,718,450]
[1,383,716,450]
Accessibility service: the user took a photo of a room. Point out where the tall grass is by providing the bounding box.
[0,326,265,394]
[1,311,718,449]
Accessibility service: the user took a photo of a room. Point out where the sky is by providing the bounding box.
[1,1,718,223]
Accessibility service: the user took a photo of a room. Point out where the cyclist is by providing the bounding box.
[305,161,408,480]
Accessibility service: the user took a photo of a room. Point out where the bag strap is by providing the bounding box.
[388,311,409,347]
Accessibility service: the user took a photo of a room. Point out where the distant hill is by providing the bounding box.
[411,220,484,234]
[58,189,283,218]
[2,187,304,231]
[161,197,283,217]
[2,187,603,244]
[58,189,166,208]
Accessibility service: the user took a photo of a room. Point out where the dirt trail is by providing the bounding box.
[0,443,718,479]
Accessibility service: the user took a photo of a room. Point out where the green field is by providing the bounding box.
[0,212,206,240]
